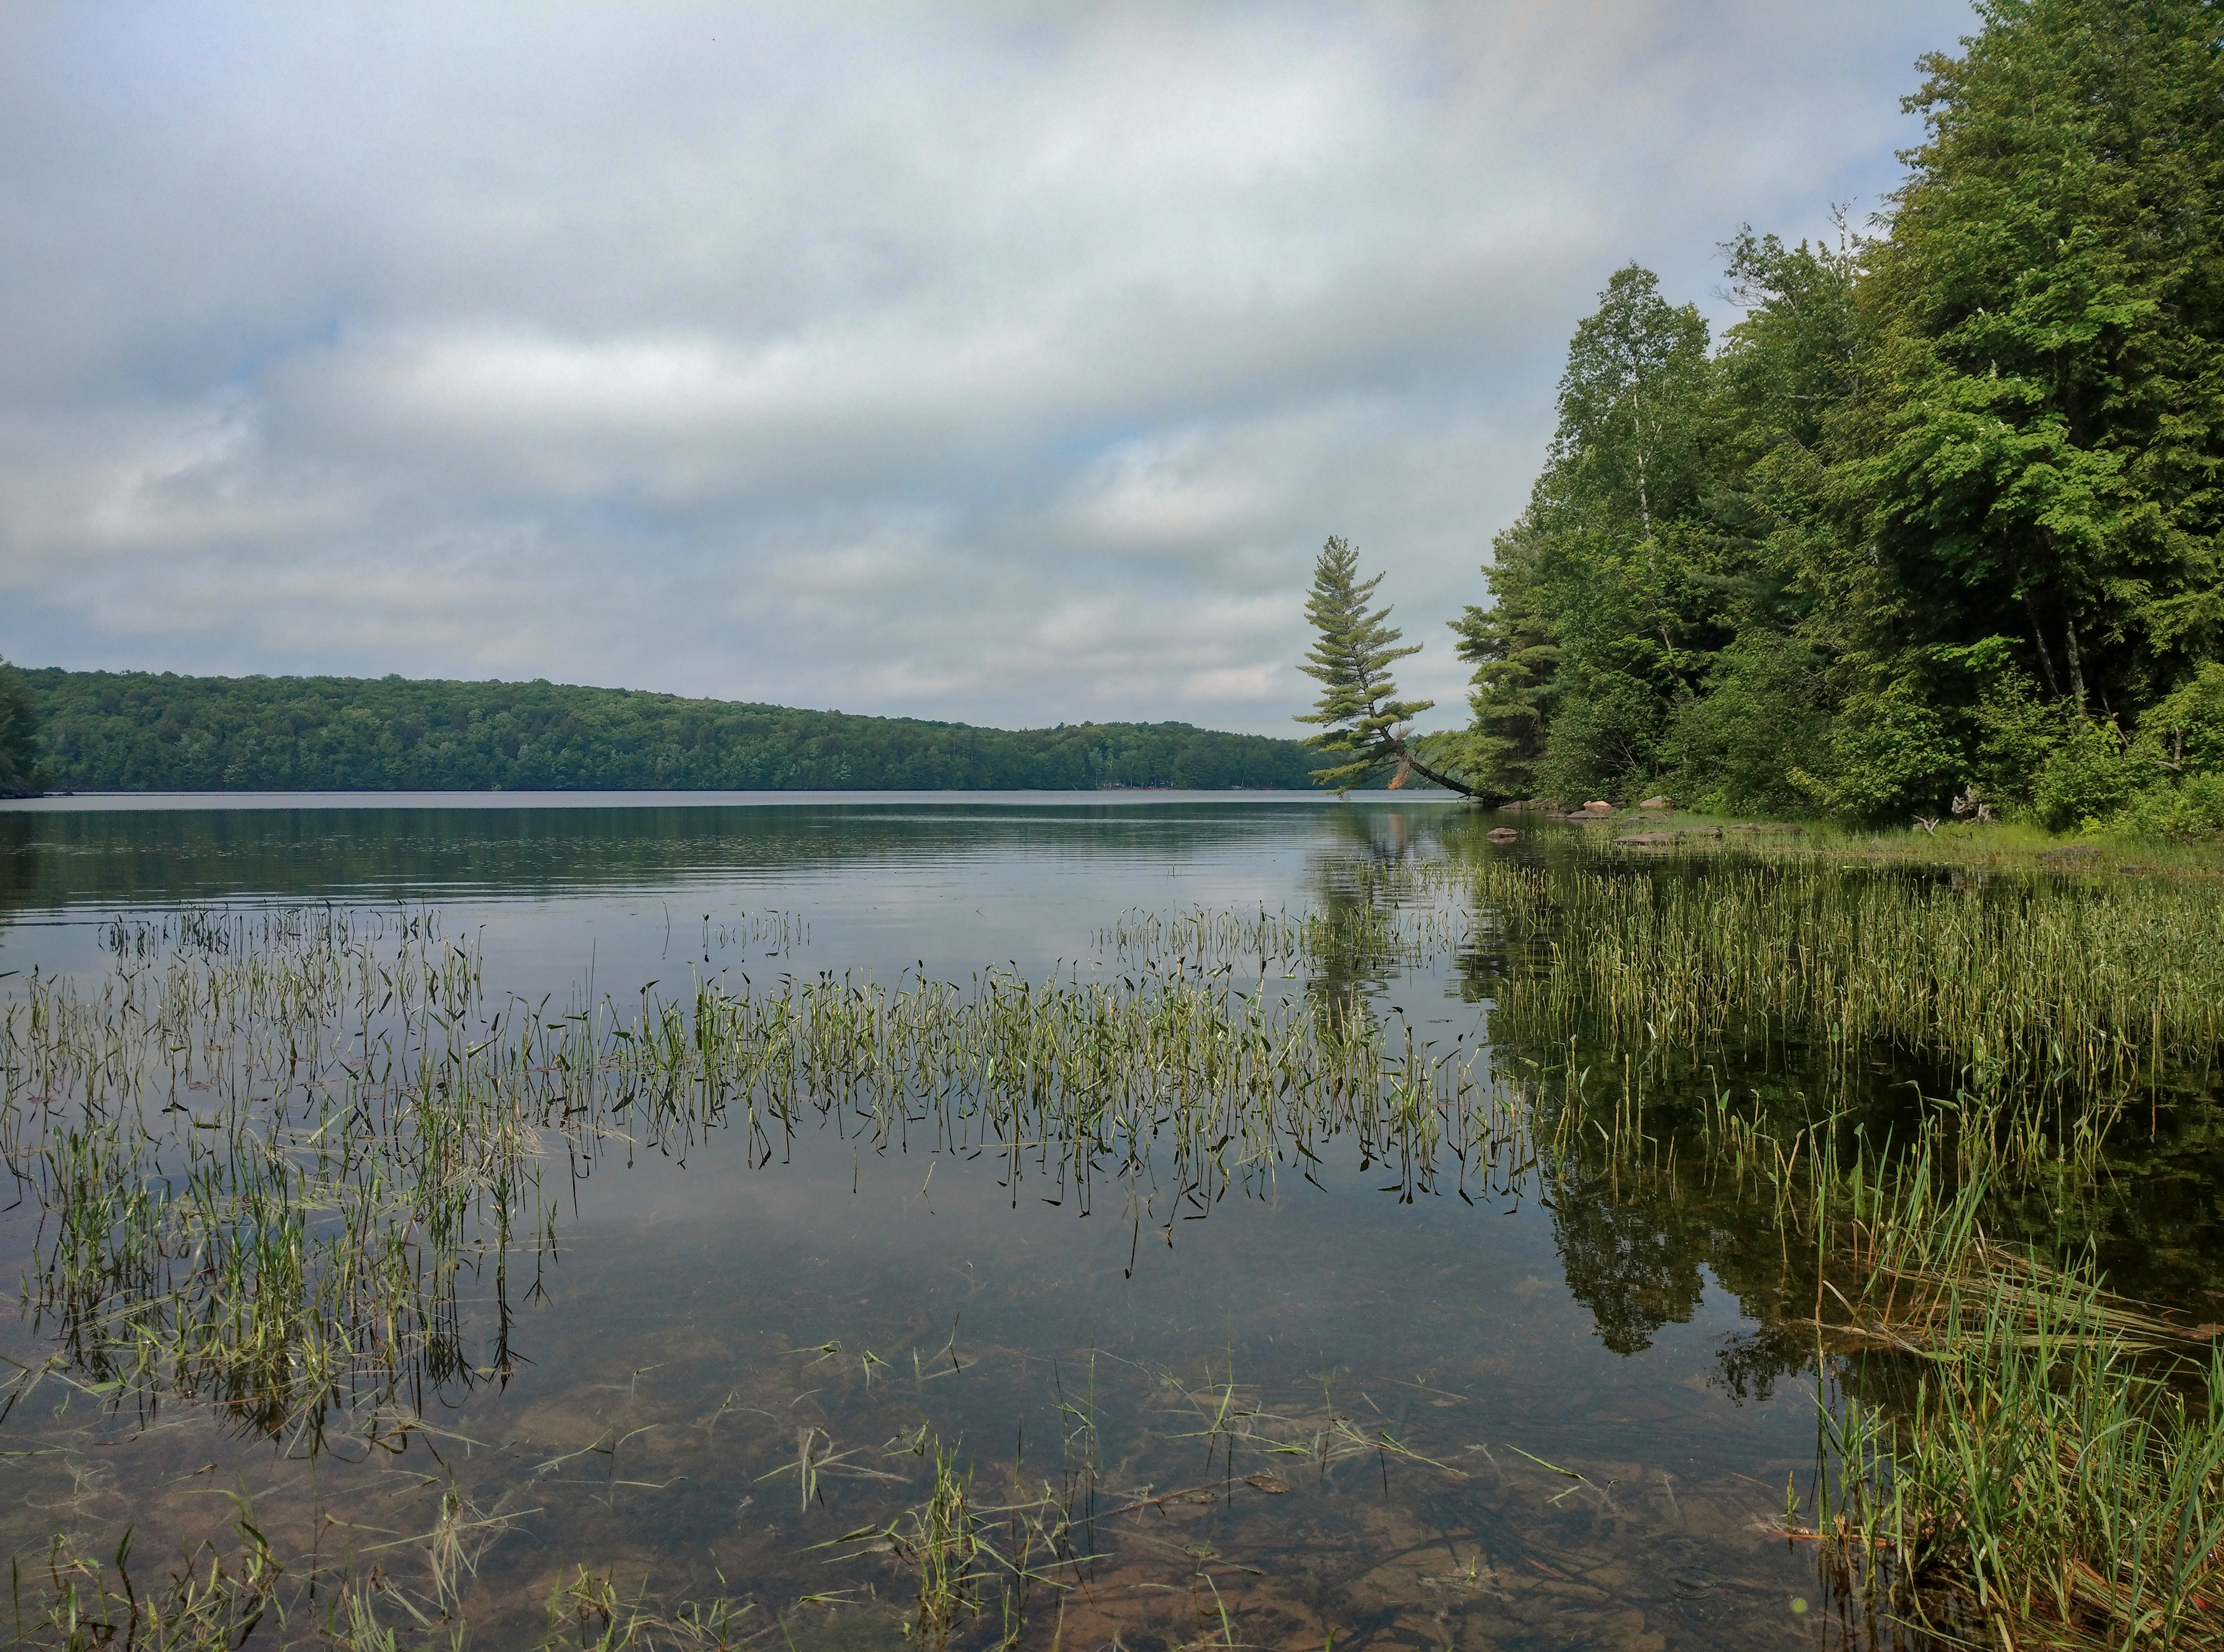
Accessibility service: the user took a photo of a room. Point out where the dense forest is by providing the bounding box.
[1402,0,2224,830]
[3,667,1319,793]
[0,661,37,798]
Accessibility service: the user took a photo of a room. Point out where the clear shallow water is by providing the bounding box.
[0,796,1840,1650]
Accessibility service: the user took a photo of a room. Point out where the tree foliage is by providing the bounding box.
[1447,0,2224,828]
[0,657,42,798]
[20,670,1322,794]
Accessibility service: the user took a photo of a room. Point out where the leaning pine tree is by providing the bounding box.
[1295,538,1477,796]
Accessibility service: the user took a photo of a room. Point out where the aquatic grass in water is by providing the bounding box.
[1683,1114,2224,1648]
[0,905,1535,1451]
[9,852,2224,1649]
[1437,850,2224,1109]
[1095,902,1477,976]
[1359,842,2224,1646]
[1816,1283,2224,1649]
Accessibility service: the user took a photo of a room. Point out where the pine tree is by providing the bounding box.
[1450,515,1559,799]
[1296,537,1474,794]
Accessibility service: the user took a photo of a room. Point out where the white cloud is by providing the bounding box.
[0,0,1974,733]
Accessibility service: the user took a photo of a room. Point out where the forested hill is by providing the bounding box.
[18,670,1322,792]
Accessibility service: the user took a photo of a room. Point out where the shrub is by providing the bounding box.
[1667,632,1830,815]
[2033,717,2141,832]
[2101,773,2224,839]
[1795,682,1962,822]
[2140,661,2224,776]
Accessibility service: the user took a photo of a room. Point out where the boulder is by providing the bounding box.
[1486,826,1519,844]
[1638,795,1671,811]
[1580,799,1615,815]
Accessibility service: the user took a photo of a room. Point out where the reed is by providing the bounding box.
[1694,1114,2224,1649]
[9,1512,760,1651]
[0,905,1542,1452]
[1095,900,1474,975]
[12,1513,282,1652]
[1434,849,2224,1109]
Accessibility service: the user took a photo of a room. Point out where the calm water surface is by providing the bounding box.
[0,795,1868,1650]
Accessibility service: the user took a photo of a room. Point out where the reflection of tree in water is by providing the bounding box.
[1546,1162,1711,1355]
[1542,1139,1822,1400]
[1298,806,1447,1017]
[0,811,29,922]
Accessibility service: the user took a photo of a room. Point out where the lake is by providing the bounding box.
[6,792,2196,1651]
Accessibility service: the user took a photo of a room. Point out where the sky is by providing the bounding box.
[0,1,1977,736]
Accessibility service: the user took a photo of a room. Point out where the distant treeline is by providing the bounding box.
[17,670,1324,792]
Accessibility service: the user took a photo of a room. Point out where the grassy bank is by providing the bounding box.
[1504,804,2224,877]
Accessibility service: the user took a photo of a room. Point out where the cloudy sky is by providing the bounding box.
[0,1,1973,735]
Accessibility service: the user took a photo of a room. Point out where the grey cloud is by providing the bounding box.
[0,1,1973,735]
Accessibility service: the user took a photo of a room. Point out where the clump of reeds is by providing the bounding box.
[10,1508,759,1651]
[1725,1124,2224,1648]
[1439,850,2224,1109]
[820,1429,1078,1652]
[12,1513,283,1651]
[1096,900,1474,975]
[1540,1041,2224,1649]
[0,905,1541,1455]
[1821,1290,2224,1648]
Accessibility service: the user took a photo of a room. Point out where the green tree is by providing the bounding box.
[0,656,43,797]
[1296,537,1475,794]
[1449,515,1559,799]
[1844,0,2224,718]
[1553,264,1716,552]
[1454,266,1718,803]
[1751,0,2224,822]
[1665,229,1868,813]
[1455,0,2224,828]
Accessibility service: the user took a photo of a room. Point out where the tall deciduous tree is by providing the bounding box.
[1455,265,1717,803]
[1850,0,2224,716]
[1296,537,1475,794]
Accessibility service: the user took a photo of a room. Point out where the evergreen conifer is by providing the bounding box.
[1296,538,1476,795]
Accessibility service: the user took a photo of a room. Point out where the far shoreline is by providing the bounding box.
[0,787,1467,814]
